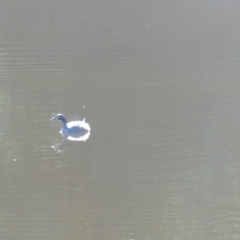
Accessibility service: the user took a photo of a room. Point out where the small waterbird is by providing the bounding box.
[51,113,91,134]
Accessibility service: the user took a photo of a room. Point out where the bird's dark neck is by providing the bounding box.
[60,118,67,125]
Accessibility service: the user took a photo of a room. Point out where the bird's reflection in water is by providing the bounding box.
[51,131,91,153]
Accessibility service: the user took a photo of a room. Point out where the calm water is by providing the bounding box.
[1,1,240,239]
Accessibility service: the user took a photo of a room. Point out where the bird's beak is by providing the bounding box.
[50,116,56,121]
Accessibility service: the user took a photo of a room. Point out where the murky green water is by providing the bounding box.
[0,1,240,239]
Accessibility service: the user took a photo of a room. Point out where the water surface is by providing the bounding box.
[0,1,240,239]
